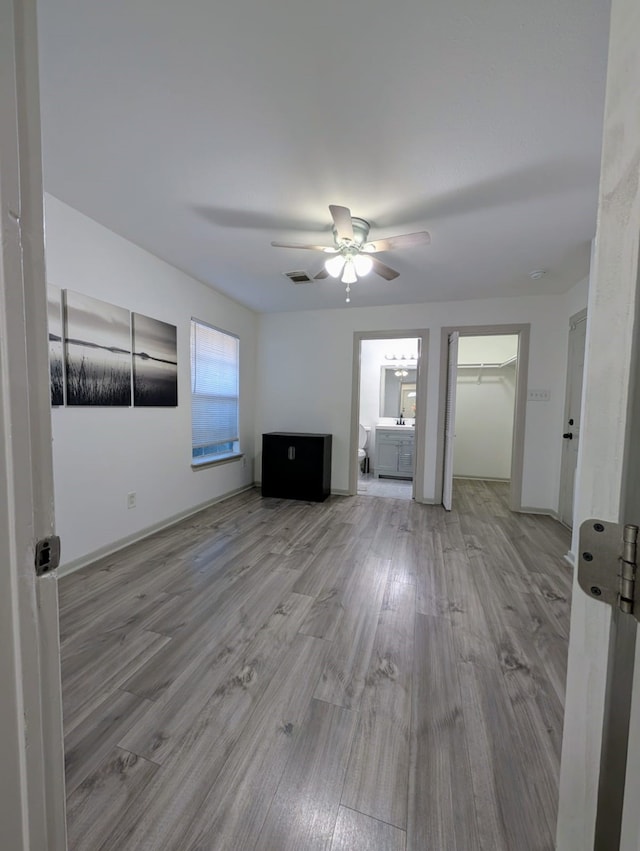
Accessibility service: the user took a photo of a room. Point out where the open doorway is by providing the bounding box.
[349,330,428,500]
[558,309,587,529]
[438,324,530,511]
[454,334,519,475]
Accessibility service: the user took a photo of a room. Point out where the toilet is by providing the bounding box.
[358,424,370,473]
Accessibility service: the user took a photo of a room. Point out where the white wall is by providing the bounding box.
[565,273,590,319]
[458,334,520,365]
[46,195,259,570]
[453,335,518,479]
[256,294,570,509]
[359,339,388,431]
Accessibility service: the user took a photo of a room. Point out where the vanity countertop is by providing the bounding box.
[376,423,415,431]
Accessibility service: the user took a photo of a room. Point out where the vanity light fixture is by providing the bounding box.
[385,352,417,362]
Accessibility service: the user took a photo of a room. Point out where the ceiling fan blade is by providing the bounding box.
[271,241,334,251]
[329,205,354,242]
[364,231,431,253]
[371,257,400,280]
[314,267,329,280]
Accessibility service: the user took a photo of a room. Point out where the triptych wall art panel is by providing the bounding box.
[47,284,64,406]
[47,288,178,408]
[64,290,132,406]
[132,313,178,406]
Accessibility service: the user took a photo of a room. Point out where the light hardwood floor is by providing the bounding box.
[59,479,571,850]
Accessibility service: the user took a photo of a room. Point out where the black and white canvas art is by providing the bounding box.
[64,291,132,406]
[132,313,178,406]
[47,284,64,405]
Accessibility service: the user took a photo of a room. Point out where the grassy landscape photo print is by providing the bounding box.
[48,284,64,406]
[64,291,132,406]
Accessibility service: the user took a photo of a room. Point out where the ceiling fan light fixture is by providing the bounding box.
[342,260,357,285]
[353,254,373,276]
[325,254,345,278]
[272,204,428,303]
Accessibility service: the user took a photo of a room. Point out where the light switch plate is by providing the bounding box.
[528,388,551,401]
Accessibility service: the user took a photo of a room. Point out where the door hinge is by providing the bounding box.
[35,535,61,576]
[578,520,639,619]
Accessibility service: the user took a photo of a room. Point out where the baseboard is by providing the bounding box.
[518,505,560,521]
[453,475,510,483]
[564,550,576,567]
[56,484,256,578]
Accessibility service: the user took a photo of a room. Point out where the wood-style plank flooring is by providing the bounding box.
[59,479,572,850]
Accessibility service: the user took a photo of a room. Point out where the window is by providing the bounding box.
[190,319,240,464]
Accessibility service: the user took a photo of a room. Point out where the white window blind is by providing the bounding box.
[190,319,239,460]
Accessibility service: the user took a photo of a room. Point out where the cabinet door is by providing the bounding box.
[398,439,414,474]
[291,436,326,499]
[261,435,294,497]
[377,438,400,473]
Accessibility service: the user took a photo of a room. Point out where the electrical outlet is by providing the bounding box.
[528,389,551,401]
[127,491,136,509]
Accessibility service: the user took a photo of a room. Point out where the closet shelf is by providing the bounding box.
[457,356,517,369]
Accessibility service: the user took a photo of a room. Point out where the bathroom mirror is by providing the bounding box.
[380,366,417,418]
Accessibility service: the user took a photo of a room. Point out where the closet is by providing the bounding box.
[452,335,518,481]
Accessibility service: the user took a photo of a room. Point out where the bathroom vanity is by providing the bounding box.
[375,426,414,479]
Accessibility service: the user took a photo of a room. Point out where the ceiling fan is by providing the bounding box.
[271,205,430,302]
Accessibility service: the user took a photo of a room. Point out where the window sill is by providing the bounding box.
[191,452,243,471]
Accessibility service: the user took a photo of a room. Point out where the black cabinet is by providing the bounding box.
[262,432,332,502]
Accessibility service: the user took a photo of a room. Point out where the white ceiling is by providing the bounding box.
[36,0,611,313]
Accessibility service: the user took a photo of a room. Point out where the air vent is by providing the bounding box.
[284,270,313,284]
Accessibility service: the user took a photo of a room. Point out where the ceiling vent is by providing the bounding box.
[284,270,313,284]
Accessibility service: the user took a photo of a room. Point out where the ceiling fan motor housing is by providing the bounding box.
[332,216,370,248]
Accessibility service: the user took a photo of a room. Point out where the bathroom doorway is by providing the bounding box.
[349,330,428,500]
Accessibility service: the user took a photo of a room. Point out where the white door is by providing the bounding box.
[556,0,640,846]
[442,331,459,510]
[0,0,67,848]
[558,311,587,528]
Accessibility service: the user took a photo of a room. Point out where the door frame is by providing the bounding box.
[435,323,530,511]
[442,331,459,511]
[556,0,640,844]
[349,329,428,500]
[0,0,67,847]
[558,308,587,530]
